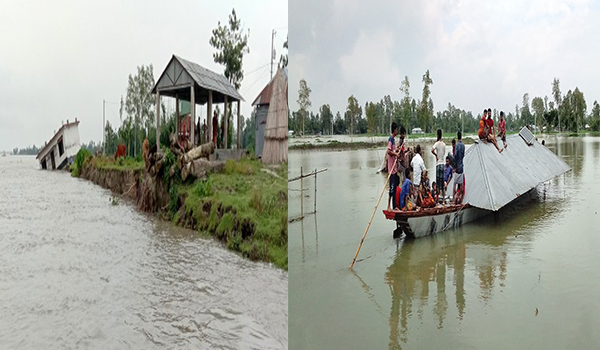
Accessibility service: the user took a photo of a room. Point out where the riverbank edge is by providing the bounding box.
[289,136,476,151]
[78,156,288,270]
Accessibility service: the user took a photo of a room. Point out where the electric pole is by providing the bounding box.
[270,29,276,80]
[103,99,105,155]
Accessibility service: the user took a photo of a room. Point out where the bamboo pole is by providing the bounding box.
[300,167,303,217]
[350,157,397,269]
[314,168,317,213]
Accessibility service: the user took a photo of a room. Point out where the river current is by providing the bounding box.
[0,155,287,349]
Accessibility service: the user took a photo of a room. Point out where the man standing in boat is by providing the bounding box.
[397,126,407,183]
[411,144,426,189]
[453,131,465,204]
[431,129,446,204]
[387,122,401,211]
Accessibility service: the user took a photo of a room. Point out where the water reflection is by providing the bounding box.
[289,137,600,350]
[382,187,565,349]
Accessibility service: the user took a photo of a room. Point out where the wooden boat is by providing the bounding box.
[383,128,570,238]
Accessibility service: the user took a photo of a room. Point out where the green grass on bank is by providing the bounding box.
[178,158,288,269]
[74,146,288,269]
[90,156,145,171]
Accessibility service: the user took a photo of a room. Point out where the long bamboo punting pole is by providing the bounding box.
[350,159,397,269]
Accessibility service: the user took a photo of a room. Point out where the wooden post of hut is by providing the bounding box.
[237,100,241,149]
[224,95,228,149]
[208,90,213,146]
[190,84,195,146]
[175,94,179,140]
[156,92,160,150]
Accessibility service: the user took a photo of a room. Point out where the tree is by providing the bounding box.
[531,96,544,130]
[210,8,250,90]
[552,78,561,131]
[333,111,345,134]
[560,90,573,131]
[125,64,156,157]
[521,93,532,127]
[280,35,288,68]
[419,70,433,132]
[590,100,600,131]
[382,95,393,134]
[572,87,586,133]
[366,102,376,133]
[297,79,312,136]
[399,76,411,130]
[346,95,361,135]
[319,104,333,135]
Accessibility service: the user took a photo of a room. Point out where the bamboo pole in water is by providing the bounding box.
[314,168,317,213]
[300,167,303,218]
[350,162,395,269]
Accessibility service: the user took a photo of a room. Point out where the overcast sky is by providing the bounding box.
[0,0,287,152]
[289,0,600,121]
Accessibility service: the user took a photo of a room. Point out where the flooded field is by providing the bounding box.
[289,136,600,349]
[0,156,287,349]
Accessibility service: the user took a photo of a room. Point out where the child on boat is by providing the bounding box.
[418,170,436,208]
[398,168,414,211]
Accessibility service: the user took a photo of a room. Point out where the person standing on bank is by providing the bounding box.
[212,110,218,148]
[387,122,401,211]
[431,129,446,204]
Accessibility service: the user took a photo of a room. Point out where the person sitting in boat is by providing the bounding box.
[417,170,436,208]
[397,126,407,183]
[410,144,426,188]
[398,168,414,211]
[387,122,401,211]
[431,181,439,203]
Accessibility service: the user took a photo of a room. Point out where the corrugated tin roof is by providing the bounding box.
[462,129,571,211]
[252,66,288,106]
[152,55,244,102]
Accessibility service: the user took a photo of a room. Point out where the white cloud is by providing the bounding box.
[339,30,400,93]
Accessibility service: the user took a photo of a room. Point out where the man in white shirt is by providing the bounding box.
[411,144,426,188]
[431,129,446,204]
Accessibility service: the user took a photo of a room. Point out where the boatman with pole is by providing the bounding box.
[387,122,401,211]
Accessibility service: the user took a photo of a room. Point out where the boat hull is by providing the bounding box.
[401,206,488,238]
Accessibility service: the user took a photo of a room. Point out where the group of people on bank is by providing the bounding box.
[386,123,465,212]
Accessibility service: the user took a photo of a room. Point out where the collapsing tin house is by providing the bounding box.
[36,118,81,170]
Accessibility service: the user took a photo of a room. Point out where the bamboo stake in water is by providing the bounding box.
[350,169,393,269]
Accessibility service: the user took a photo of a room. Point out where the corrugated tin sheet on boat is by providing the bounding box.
[462,129,571,211]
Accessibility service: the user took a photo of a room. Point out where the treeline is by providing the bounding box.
[13,145,39,155]
[290,74,600,136]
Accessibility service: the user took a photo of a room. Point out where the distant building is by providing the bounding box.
[252,67,288,158]
[36,119,81,170]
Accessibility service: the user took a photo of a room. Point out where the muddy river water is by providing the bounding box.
[0,156,287,349]
[289,136,600,349]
